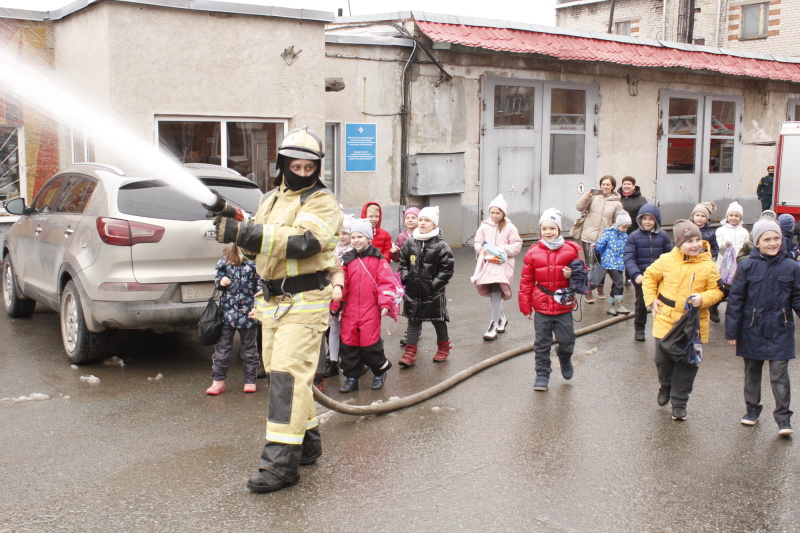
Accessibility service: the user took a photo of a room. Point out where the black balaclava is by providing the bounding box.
[278,155,321,191]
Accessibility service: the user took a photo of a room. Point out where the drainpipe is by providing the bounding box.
[716,0,723,47]
[688,0,696,43]
[400,41,418,206]
[663,0,667,40]
[607,0,617,33]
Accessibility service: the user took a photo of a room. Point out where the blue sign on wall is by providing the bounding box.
[345,123,377,172]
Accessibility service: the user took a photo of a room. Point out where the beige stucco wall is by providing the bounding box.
[324,41,406,209]
[54,2,328,173]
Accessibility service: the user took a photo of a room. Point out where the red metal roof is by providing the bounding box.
[416,20,800,83]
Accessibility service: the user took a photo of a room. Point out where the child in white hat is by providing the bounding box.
[711,201,750,323]
[470,194,523,340]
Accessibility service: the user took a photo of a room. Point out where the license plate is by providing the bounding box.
[181,283,215,303]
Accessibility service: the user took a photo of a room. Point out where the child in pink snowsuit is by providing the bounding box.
[332,218,396,392]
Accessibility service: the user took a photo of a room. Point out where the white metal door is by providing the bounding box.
[657,91,742,223]
[657,92,704,224]
[481,77,542,237]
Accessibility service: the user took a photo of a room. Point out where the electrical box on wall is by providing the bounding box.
[408,152,465,195]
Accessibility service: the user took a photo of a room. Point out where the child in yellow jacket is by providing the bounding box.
[643,219,724,422]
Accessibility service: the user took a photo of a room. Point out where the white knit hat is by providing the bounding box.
[539,208,562,231]
[341,214,357,234]
[726,201,744,217]
[418,206,439,227]
[488,194,508,215]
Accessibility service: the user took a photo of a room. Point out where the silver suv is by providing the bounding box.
[2,163,262,364]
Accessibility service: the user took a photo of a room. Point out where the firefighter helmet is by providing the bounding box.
[278,126,324,161]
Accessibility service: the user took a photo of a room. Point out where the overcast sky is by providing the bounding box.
[0,0,557,26]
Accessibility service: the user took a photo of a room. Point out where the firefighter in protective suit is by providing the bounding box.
[214,127,344,493]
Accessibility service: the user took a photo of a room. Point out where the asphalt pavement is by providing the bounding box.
[2,245,800,532]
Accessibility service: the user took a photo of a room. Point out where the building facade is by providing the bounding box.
[556,0,798,57]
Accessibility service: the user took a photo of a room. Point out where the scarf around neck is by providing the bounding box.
[413,227,440,241]
[541,236,565,250]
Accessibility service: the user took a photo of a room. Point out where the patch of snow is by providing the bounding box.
[80,375,100,384]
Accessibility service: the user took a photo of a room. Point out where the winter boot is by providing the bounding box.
[206,380,226,395]
[433,340,451,362]
[339,377,359,393]
[534,374,549,391]
[596,284,606,300]
[496,313,508,333]
[615,298,631,315]
[483,321,498,341]
[398,344,417,368]
[606,296,618,316]
[312,373,324,392]
[321,359,339,378]
[709,304,721,324]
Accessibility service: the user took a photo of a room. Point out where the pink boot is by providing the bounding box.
[206,380,226,395]
[432,341,451,362]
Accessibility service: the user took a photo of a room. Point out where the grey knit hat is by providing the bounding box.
[751,218,781,245]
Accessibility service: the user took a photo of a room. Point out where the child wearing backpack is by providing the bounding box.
[624,204,673,342]
[206,244,260,395]
[398,206,455,367]
[331,218,395,392]
[470,194,523,341]
[593,210,632,317]
[726,218,800,436]
[518,208,582,391]
[643,220,724,421]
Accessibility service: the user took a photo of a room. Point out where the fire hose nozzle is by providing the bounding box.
[203,190,249,222]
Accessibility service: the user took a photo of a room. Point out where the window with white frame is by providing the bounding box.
[788,99,800,121]
[741,2,770,39]
[0,126,21,201]
[324,123,340,196]
[71,128,95,163]
[156,118,285,192]
[614,21,631,36]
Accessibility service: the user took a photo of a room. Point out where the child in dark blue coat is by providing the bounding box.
[726,219,800,436]
[624,204,673,342]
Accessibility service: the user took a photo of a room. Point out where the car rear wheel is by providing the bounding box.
[2,254,36,317]
[61,280,107,364]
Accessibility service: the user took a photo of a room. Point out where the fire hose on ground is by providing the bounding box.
[313,313,635,416]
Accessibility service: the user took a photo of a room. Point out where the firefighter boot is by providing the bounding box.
[433,340,451,362]
[248,442,301,493]
[300,425,322,466]
[398,344,417,368]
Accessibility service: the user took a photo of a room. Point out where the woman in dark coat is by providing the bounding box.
[726,218,800,435]
[618,176,647,235]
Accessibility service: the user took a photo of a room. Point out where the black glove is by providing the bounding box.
[214,215,241,244]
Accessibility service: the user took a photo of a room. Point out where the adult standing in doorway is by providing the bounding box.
[618,176,647,235]
[213,126,344,493]
[757,165,775,212]
[575,175,623,302]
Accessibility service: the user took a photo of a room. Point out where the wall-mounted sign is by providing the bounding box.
[345,123,377,172]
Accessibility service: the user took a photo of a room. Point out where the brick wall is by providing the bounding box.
[0,19,59,199]
[557,0,799,55]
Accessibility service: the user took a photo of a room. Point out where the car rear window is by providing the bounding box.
[117,178,261,221]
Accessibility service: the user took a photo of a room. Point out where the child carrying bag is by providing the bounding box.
[197,289,223,345]
[659,296,703,365]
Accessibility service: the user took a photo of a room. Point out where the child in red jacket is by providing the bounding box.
[519,208,581,391]
[333,218,395,392]
[362,201,392,262]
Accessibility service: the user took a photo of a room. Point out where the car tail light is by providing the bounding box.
[96,217,165,246]
[99,282,170,292]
